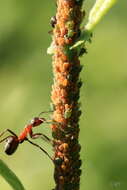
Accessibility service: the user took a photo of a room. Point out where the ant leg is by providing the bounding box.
[0,129,17,144]
[0,129,17,138]
[0,136,11,143]
[26,138,53,162]
[30,132,53,145]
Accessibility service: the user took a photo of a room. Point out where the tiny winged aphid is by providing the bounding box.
[0,111,53,161]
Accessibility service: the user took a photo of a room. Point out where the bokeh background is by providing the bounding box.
[0,0,126,189]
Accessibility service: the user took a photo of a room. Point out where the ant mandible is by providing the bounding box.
[0,111,53,162]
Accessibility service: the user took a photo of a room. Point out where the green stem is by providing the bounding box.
[85,0,117,31]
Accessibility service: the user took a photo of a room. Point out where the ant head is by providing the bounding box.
[4,136,19,155]
[30,117,45,127]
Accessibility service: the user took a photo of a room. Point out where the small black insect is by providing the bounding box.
[79,48,87,56]
[50,16,57,28]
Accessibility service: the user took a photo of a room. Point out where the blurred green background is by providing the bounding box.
[0,0,126,190]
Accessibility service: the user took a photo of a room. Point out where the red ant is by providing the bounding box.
[0,111,53,161]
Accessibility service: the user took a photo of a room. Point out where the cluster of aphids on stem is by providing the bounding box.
[49,14,88,57]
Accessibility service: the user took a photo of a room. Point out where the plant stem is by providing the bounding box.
[51,0,84,189]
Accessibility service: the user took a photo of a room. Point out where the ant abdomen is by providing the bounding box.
[4,136,19,155]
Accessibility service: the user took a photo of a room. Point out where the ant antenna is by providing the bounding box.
[38,110,53,117]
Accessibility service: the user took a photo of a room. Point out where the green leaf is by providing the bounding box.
[70,40,85,50]
[0,159,25,190]
[70,30,92,53]
[85,0,117,31]
[70,0,117,54]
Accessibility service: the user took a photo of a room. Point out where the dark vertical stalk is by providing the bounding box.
[51,0,84,189]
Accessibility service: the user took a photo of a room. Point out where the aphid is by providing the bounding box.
[0,111,53,161]
[50,16,57,28]
[79,47,87,56]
